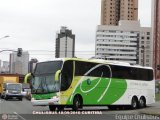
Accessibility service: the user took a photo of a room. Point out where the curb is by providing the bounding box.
[139,109,160,116]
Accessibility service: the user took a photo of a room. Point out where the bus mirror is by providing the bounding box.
[31,73,35,77]
[24,73,31,83]
[55,70,61,81]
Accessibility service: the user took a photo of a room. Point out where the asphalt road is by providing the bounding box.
[0,98,159,120]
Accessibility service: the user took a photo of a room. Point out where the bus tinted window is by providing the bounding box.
[35,61,62,75]
[148,69,153,80]
[88,65,110,78]
[111,65,131,79]
[61,61,73,91]
[75,61,96,76]
[111,65,153,81]
[75,61,153,81]
[75,61,110,78]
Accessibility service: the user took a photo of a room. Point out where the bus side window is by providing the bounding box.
[148,69,153,81]
[88,65,110,78]
[61,61,73,91]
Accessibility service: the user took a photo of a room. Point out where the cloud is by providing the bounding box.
[0,0,151,62]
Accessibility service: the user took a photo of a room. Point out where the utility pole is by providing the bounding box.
[65,34,67,58]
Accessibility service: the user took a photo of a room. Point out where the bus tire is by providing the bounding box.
[72,96,81,111]
[139,97,146,108]
[49,105,56,111]
[131,97,138,109]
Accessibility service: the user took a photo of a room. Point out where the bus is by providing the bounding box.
[28,58,155,111]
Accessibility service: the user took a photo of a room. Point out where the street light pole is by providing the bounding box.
[0,35,10,40]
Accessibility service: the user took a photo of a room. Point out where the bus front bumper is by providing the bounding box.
[31,97,60,106]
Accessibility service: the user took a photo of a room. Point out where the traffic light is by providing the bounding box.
[157,65,160,70]
[17,48,22,57]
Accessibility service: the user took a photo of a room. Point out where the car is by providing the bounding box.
[2,83,23,101]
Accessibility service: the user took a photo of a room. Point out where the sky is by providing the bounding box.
[0,0,151,62]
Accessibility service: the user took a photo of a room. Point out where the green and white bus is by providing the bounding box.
[29,58,155,111]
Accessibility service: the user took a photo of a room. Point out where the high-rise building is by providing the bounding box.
[152,0,160,80]
[55,26,75,58]
[101,0,138,25]
[10,51,29,75]
[0,60,1,73]
[1,61,9,73]
[28,58,38,73]
[95,20,152,67]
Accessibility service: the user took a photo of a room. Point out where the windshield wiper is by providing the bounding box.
[43,77,49,93]
[33,77,48,94]
[34,78,43,94]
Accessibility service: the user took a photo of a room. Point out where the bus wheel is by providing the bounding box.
[49,105,56,111]
[139,97,146,108]
[131,97,138,109]
[72,96,81,111]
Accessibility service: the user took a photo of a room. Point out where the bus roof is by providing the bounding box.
[38,58,153,70]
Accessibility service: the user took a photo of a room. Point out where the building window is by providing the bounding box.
[146,64,149,66]
[147,32,150,35]
[146,59,150,62]
[146,55,150,58]
[146,45,150,48]
[146,41,150,44]
[141,41,144,44]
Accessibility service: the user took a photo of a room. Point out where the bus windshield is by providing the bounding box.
[31,61,62,94]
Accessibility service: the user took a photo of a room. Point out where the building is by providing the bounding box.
[101,0,138,25]
[55,26,75,58]
[95,20,152,66]
[0,60,1,73]
[1,61,9,73]
[10,51,29,75]
[28,58,38,73]
[152,0,160,80]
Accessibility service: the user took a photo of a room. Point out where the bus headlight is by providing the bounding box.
[31,98,35,101]
[52,96,59,102]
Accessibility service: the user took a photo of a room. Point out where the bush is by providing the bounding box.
[156,93,160,101]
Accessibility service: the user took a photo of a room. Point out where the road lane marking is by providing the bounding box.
[13,112,26,120]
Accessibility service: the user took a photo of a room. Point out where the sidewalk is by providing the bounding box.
[139,102,160,116]
[139,108,160,116]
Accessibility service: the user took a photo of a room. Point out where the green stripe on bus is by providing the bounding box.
[67,77,127,105]
[32,93,57,100]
